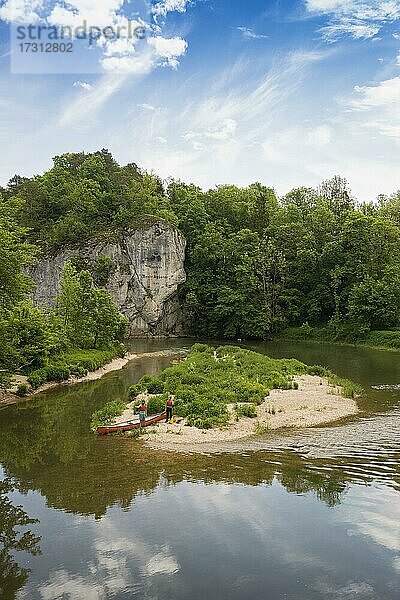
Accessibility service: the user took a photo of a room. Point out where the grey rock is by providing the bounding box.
[30,221,187,336]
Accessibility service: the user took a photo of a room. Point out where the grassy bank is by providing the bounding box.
[92,344,361,431]
[24,346,125,392]
[277,325,400,351]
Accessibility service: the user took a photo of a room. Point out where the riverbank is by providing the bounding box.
[120,374,359,453]
[0,353,138,407]
[277,326,400,352]
[1,349,191,408]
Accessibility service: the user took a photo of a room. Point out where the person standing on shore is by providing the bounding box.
[138,400,147,426]
[166,393,174,423]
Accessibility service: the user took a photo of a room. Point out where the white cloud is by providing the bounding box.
[152,0,191,19]
[138,103,157,111]
[0,0,44,23]
[306,0,400,41]
[1,1,189,76]
[147,35,187,58]
[351,77,400,108]
[73,80,93,90]
[307,124,333,146]
[60,73,128,125]
[345,76,400,139]
[237,26,268,40]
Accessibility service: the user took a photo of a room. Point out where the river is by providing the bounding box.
[0,340,399,599]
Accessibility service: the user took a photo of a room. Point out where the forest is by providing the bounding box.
[1,149,400,384]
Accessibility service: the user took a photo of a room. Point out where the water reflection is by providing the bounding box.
[0,477,41,599]
[0,340,399,599]
[14,476,400,600]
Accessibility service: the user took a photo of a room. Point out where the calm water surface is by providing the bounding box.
[0,340,399,600]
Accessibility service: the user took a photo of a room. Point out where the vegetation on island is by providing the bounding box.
[91,344,361,431]
[1,148,400,391]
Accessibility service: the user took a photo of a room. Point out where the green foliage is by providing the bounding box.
[306,365,329,377]
[236,403,257,418]
[146,378,165,394]
[0,197,37,311]
[3,149,400,358]
[90,399,127,431]
[9,150,170,250]
[93,254,114,287]
[128,375,155,397]
[16,383,28,397]
[127,345,309,429]
[57,262,128,349]
[27,348,120,389]
[147,393,168,415]
[327,375,363,399]
[280,325,400,351]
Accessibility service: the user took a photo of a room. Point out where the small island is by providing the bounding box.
[91,344,361,451]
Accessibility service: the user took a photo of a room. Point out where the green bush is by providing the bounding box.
[147,378,165,394]
[90,399,126,431]
[328,374,363,399]
[129,375,154,396]
[16,383,29,397]
[306,365,329,377]
[190,343,214,354]
[147,394,167,415]
[236,403,257,418]
[27,369,48,389]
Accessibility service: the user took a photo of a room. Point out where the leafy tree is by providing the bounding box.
[0,198,37,310]
[348,268,400,330]
[57,263,127,348]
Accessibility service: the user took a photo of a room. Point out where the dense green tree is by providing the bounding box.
[2,150,400,349]
[57,263,127,348]
[0,198,37,310]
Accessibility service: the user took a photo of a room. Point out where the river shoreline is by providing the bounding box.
[119,375,360,453]
[276,333,400,353]
[1,350,188,408]
[0,353,138,407]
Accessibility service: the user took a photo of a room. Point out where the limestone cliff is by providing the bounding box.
[30,221,187,336]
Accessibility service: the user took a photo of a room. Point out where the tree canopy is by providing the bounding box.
[1,150,399,357]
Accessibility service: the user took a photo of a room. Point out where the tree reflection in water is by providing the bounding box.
[0,479,41,599]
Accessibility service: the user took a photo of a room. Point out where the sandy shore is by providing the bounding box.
[132,375,359,452]
[1,351,186,407]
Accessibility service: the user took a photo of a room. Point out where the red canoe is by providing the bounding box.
[97,412,166,435]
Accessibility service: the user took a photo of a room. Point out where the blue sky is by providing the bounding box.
[0,1,399,201]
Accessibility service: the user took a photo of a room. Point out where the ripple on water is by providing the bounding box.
[371,384,400,390]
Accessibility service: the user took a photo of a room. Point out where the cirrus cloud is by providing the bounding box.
[306,0,400,41]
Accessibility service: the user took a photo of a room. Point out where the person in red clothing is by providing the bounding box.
[166,393,174,423]
[137,400,147,425]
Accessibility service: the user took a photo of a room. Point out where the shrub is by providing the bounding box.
[90,399,126,431]
[328,375,363,399]
[306,365,329,377]
[16,383,29,397]
[147,394,167,415]
[147,378,165,394]
[236,403,257,418]
[27,369,48,389]
[190,343,214,354]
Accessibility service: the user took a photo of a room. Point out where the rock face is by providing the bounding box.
[30,221,188,336]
